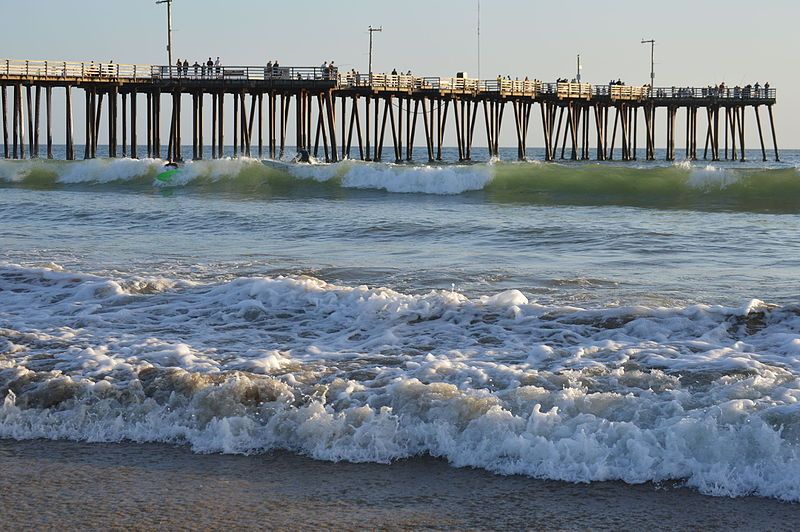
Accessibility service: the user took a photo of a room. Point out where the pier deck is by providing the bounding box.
[0,59,779,163]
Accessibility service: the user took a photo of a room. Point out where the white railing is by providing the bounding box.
[1,59,777,102]
[0,59,338,83]
[1,59,154,80]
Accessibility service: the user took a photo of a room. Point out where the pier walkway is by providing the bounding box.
[0,58,779,163]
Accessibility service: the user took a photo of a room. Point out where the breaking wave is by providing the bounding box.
[1,157,799,211]
[2,263,800,500]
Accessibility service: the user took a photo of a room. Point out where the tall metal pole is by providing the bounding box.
[641,39,655,87]
[368,26,382,83]
[156,0,173,67]
[576,54,581,83]
[477,0,481,79]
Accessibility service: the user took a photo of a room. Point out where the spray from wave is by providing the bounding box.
[2,263,800,500]
[1,157,799,211]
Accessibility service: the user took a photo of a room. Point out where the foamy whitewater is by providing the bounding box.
[2,147,800,501]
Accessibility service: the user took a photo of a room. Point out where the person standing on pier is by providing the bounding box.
[183,59,189,76]
[206,57,213,77]
[175,58,182,77]
[215,57,221,76]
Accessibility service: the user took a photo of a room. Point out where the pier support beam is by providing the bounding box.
[122,92,127,158]
[153,90,161,159]
[767,105,779,162]
[131,91,138,158]
[754,105,767,162]
[26,86,34,158]
[65,86,74,160]
[218,92,225,158]
[1,86,7,159]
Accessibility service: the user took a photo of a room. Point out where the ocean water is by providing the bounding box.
[1,146,800,502]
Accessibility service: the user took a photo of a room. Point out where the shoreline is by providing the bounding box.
[1,438,797,530]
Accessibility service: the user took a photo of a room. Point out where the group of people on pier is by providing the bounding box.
[172,57,221,77]
[319,61,338,79]
[702,82,771,99]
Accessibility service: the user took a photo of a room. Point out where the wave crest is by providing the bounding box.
[2,157,800,211]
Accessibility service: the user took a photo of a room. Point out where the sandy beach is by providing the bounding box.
[1,438,797,530]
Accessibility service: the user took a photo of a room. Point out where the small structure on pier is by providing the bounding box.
[0,58,779,163]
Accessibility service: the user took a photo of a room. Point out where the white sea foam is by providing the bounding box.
[55,157,163,183]
[1,263,800,500]
[288,159,495,194]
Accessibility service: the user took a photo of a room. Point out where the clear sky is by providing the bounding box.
[3,0,798,147]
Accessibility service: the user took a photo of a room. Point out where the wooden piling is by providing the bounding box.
[93,91,104,158]
[738,106,746,162]
[65,86,74,160]
[1,86,7,159]
[364,96,372,161]
[153,90,161,159]
[269,92,276,158]
[13,85,20,159]
[211,93,217,158]
[146,92,152,158]
[109,88,117,158]
[257,93,263,159]
[122,92,127,158]
[767,105,779,162]
[377,97,389,161]
[218,92,224,158]
[423,98,434,162]
[33,85,41,158]
[279,93,287,158]
[131,91,137,159]
[233,92,240,157]
[83,90,91,159]
[754,106,767,162]
[26,86,34,157]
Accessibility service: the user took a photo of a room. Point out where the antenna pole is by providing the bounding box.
[368,26,382,83]
[156,0,173,66]
[576,54,581,83]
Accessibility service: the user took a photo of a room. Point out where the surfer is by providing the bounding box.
[156,159,183,184]
[294,149,311,163]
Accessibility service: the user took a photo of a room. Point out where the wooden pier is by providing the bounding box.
[0,59,780,163]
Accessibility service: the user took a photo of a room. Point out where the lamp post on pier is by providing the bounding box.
[156,0,174,67]
[641,38,655,88]
[368,26,382,84]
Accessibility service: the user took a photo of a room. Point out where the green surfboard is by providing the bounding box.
[156,168,179,184]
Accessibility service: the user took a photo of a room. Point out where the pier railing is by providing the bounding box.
[0,59,337,83]
[650,86,776,100]
[153,65,337,81]
[1,58,778,102]
[1,59,154,80]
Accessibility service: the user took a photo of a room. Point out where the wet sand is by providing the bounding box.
[0,438,797,531]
